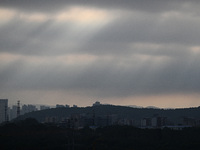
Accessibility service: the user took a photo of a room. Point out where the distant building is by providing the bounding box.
[40,105,50,110]
[141,115,167,128]
[44,116,58,123]
[182,117,197,126]
[152,116,167,128]
[9,105,18,120]
[151,117,158,127]
[73,105,78,108]
[93,101,101,106]
[21,104,37,115]
[0,99,8,124]
[56,104,65,108]
[141,118,152,127]
[69,114,80,129]
[56,104,70,108]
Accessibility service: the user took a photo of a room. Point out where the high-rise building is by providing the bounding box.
[21,104,37,115]
[0,99,8,124]
[9,105,18,120]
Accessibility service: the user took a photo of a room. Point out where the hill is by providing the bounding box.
[14,105,200,127]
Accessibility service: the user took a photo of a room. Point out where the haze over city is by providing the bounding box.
[1,0,200,108]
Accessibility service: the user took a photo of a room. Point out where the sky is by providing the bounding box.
[1,0,200,108]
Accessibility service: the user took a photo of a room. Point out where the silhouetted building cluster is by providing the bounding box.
[44,112,139,129]
[45,116,58,123]
[21,104,38,115]
[0,99,8,123]
[40,105,50,110]
[3,99,200,130]
[181,117,200,126]
[56,104,65,108]
[141,114,167,128]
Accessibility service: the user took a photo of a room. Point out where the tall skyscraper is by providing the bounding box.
[0,99,8,124]
[9,105,18,120]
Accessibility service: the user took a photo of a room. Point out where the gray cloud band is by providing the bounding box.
[0,0,200,99]
[1,0,200,13]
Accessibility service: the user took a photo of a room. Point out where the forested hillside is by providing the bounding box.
[15,105,200,126]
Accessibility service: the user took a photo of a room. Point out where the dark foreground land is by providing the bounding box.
[1,118,200,150]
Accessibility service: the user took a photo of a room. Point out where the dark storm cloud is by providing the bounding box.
[1,10,200,57]
[1,0,200,57]
[1,55,200,98]
[0,18,75,55]
[1,0,200,13]
[1,0,200,104]
[86,14,200,47]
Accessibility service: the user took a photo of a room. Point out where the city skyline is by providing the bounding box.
[1,1,200,108]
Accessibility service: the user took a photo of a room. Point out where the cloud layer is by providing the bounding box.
[1,0,200,107]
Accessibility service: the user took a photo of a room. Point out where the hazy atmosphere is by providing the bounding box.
[1,0,200,108]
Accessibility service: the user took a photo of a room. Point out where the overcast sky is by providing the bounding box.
[1,0,200,108]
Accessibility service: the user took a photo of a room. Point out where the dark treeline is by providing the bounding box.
[1,118,200,150]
